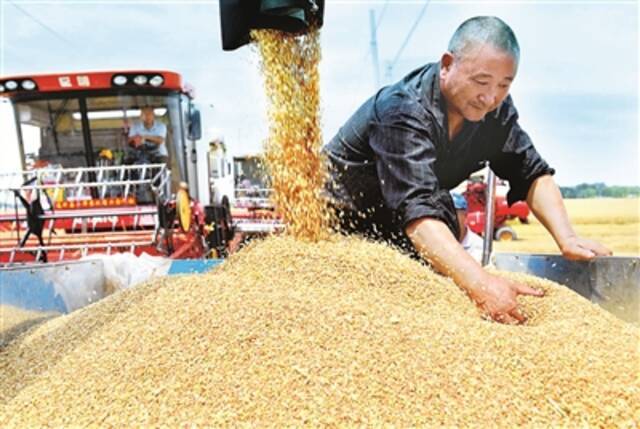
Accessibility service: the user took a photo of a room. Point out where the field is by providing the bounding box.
[494,198,640,255]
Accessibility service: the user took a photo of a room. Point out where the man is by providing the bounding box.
[324,16,611,325]
[127,106,169,165]
[451,191,483,262]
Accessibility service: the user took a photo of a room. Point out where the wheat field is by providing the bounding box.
[494,198,640,255]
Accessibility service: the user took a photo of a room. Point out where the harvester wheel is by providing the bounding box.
[494,226,517,241]
[176,183,191,232]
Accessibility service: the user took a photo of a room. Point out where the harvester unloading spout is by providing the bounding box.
[219,0,325,51]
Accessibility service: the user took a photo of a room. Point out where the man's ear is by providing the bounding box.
[440,51,454,73]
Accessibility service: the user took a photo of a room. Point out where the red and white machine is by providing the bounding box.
[464,177,530,241]
[0,70,231,265]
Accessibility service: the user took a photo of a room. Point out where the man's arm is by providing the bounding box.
[143,123,167,146]
[527,174,612,260]
[141,135,165,146]
[406,217,544,324]
[127,123,142,147]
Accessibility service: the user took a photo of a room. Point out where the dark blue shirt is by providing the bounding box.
[324,62,554,246]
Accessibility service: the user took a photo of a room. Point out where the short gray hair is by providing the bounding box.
[448,16,520,64]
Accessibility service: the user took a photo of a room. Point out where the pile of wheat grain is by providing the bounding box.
[0,235,637,427]
[0,305,58,348]
[2,16,637,429]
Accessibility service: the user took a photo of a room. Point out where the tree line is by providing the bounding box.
[559,183,640,198]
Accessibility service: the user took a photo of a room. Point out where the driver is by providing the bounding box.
[127,106,168,165]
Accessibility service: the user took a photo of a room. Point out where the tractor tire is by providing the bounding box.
[494,226,517,241]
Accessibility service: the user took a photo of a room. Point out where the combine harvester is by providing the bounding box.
[0,69,276,313]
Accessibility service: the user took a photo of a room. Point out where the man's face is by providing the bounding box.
[141,108,155,127]
[440,44,517,122]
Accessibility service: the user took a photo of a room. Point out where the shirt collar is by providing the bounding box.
[426,62,448,133]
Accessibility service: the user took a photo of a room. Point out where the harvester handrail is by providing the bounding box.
[39,208,157,220]
[0,164,172,210]
[233,219,284,233]
[1,240,156,266]
[0,242,155,253]
[0,163,167,178]
[4,207,157,222]
[9,179,163,191]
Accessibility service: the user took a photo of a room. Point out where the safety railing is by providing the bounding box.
[0,163,171,210]
[0,240,156,266]
[234,187,274,209]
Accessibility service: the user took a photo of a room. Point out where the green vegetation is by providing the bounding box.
[559,183,640,199]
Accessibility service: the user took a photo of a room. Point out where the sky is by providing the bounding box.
[0,0,638,186]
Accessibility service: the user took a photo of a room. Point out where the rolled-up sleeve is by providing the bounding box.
[489,97,555,205]
[369,100,459,236]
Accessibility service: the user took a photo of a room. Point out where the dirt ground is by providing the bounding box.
[494,198,640,255]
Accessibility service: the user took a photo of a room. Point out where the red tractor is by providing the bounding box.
[463,179,530,241]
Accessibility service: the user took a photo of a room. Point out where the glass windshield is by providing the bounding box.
[13,94,185,183]
[14,98,85,169]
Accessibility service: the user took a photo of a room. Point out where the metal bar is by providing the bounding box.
[151,165,166,184]
[47,100,62,156]
[482,162,496,266]
[123,172,131,198]
[2,208,159,224]
[165,170,171,199]
[0,164,167,178]
[97,167,106,199]
[12,103,28,171]
[0,241,155,254]
[119,165,127,198]
[52,170,63,201]
[78,97,97,199]
[13,193,21,243]
[39,208,158,220]
[75,170,84,200]
[7,178,163,191]
[141,165,148,188]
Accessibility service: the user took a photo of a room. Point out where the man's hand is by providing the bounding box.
[468,273,544,324]
[129,135,143,148]
[527,175,613,261]
[560,235,612,261]
[406,217,543,325]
